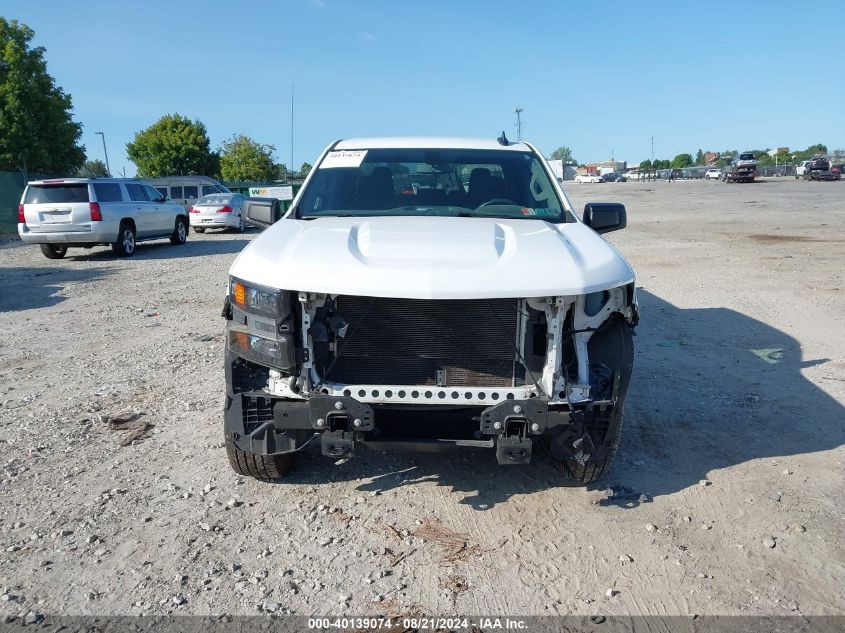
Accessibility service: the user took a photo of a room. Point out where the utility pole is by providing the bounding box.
[290,82,295,175]
[514,107,524,141]
[95,131,111,176]
[651,136,654,163]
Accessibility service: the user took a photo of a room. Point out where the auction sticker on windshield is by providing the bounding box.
[321,150,368,169]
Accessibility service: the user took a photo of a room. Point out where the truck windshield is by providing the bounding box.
[297,148,566,221]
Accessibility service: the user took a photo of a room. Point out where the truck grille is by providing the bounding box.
[326,296,519,387]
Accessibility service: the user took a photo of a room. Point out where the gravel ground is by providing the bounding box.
[0,179,843,619]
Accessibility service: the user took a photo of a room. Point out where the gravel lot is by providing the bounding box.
[1,179,843,619]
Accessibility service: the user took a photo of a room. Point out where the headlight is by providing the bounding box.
[230,277,282,318]
[227,277,296,369]
[228,328,294,368]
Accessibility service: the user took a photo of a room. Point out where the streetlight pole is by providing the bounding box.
[95,132,111,176]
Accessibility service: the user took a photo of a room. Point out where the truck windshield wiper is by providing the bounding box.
[301,212,363,220]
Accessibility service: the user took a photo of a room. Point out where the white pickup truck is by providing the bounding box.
[222,136,638,485]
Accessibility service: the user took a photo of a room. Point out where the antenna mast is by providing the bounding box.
[290,82,295,175]
[513,106,525,141]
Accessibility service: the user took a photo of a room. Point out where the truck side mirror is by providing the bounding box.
[243,197,283,230]
[583,202,627,234]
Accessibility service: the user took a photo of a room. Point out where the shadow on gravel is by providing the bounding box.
[0,266,113,312]
[592,289,843,507]
[65,237,251,261]
[278,290,844,511]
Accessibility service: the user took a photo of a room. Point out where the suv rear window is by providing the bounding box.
[93,183,123,202]
[25,184,89,204]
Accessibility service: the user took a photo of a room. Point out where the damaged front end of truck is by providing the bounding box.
[222,279,637,484]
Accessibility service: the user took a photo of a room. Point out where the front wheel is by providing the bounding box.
[545,316,633,485]
[111,223,136,257]
[226,436,296,481]
[39,244,67,259]
[170,217,188,245]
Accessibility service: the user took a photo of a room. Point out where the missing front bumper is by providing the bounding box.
[225,393,592,465]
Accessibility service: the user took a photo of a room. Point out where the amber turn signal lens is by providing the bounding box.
[233,331,249,350]
[233,281,246,306]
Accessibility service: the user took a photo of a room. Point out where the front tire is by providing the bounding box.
[552,405,625,485]
[39,244,67,259]
[111,223,136,257]
[225,436,296,481]
[170,217,188,245]
[546,316,633,485]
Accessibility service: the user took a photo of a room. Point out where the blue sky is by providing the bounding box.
[5,0,844,175]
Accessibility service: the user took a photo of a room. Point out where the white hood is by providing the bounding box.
[229,216,634,299]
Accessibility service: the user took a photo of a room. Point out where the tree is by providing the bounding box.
[77,159,109,178]
[298,162,313,178]
[792,143,828,163]
[550,146,576,164]
[694,149,704,165]
[273,163,289,181]
[0,18,85,179]
[126,113,218,177]
[671,153,694,169]
[219,134,276,182]
[639,159,652,170]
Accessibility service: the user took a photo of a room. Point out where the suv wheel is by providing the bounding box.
[39,244,67,259]
[170,217,188,245]
[225,436,296,481]
[41,244,67,259]
[112,223,136,257]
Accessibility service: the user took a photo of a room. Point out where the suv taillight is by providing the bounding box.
[217,206,233,213]
[89,202,102,221]
[18,204,25,223]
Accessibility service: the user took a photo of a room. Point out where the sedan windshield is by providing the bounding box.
[196,194,235,205]
[297,148,566,221]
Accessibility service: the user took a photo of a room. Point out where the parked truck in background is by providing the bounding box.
[722,152,757,183]
[796,157,832,181]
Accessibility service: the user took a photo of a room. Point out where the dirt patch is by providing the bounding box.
[412,518,489,563]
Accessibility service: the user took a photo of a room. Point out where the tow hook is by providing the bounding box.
[481,400,546,465]
[496,435,532,464]
[310,396,374,458]
[321,430,355,458]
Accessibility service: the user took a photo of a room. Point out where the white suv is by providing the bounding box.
[704,168,722,180]
[18,178,188,258]
[223,136,638,485]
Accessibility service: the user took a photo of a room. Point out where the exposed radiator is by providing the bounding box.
[325,296,520,387]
